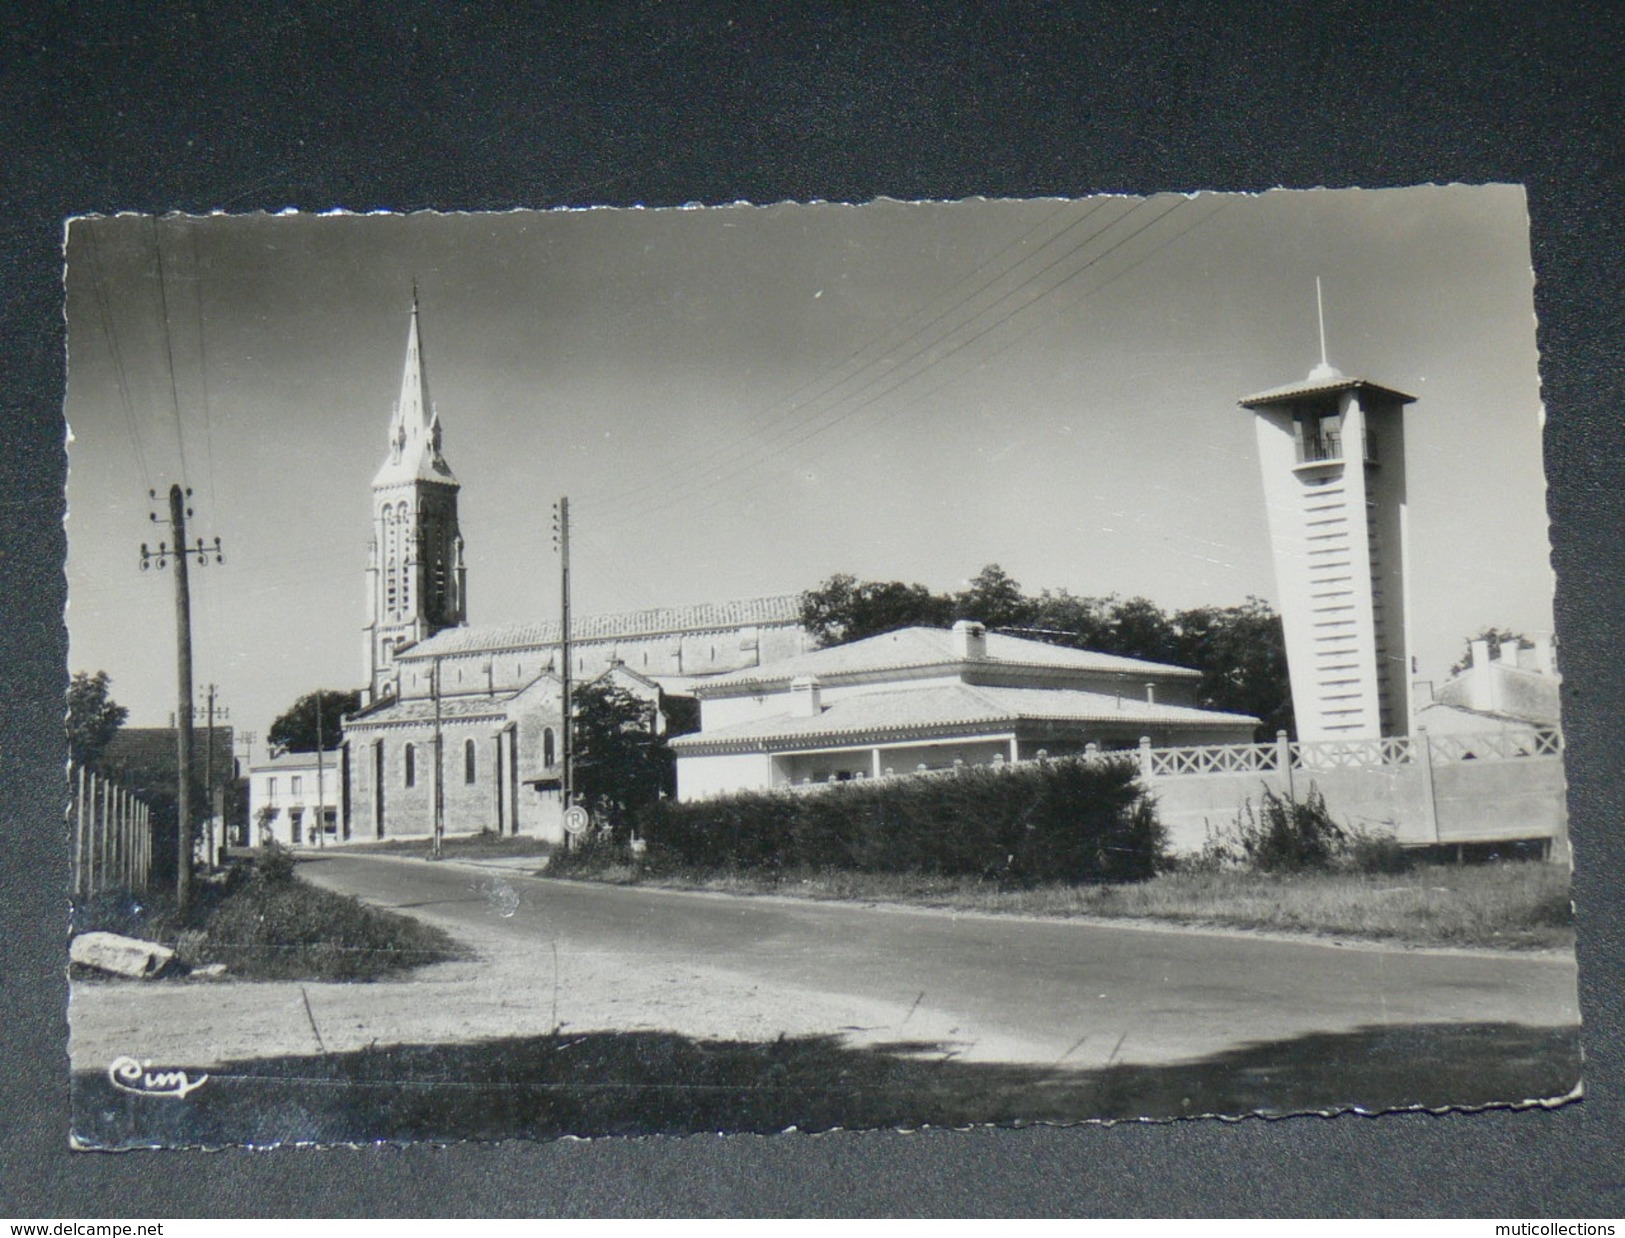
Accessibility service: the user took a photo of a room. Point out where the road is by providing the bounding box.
[291,852,1578,1070]
[67,852,1582,1140]
[70,852,1579,1075]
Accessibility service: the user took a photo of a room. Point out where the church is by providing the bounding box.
[337,300,1275,841]
[339,301,809,842]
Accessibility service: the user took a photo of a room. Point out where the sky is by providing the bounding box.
[63,187,1554,756]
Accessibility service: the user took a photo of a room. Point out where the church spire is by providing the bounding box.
[365,290,466,702]
[374,288,457,487]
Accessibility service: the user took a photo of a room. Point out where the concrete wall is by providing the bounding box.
[677,751,776,800]
[1147,753,1565,854]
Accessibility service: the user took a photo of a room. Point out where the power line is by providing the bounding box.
[185,219,225,689]
[81,222,154,495]
[593,195,1227,535]
[148,216,191,488]
[575,199,1092,516]
[589,196,1193,534]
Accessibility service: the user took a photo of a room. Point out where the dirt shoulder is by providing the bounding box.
[68,858,1010,1072]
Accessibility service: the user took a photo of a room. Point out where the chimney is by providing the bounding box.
[1466,638,1495,712]
[952,619,987,660]
[789,675,822,718]
[1534,632,1556,676]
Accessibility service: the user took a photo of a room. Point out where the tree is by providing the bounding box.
[800,573,951,647]
[1172,598,1294,739]
[953,563,1033,630]
[268,688,362,754]
[799,567,1296,741]
[1104,595,1179,664]
[67,670,127,769]
[570,681,672,843]
[1449,627,1532,676]
[1019,589,1115,651]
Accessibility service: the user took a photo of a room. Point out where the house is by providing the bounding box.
[1414,633,1561,751]
[671,619,1259,799]
[247,750,346,846]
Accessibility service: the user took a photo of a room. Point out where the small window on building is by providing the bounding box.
[543,727,556,767]
[289,808,302,844]
[404,743,416,788]
[464,738,477,784]
[267,776,277,802]
[291,775,302,796]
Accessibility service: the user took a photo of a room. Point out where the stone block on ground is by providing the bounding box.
[69,931,176,979]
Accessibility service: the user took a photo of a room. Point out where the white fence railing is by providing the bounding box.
[776,725,1563,795]
[71,763,154,899]
[1144,727,1561,779]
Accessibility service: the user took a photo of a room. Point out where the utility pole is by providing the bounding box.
[315,691,326,850]
[552,496,574,841]
[232,731,256,848]
[431,657,444,860]
[140,484,222,916]
[200,686,228,867]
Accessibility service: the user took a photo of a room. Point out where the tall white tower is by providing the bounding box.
[1241,356,1417,743]
[362,293,466,704]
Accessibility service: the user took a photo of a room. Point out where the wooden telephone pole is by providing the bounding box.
[140,484,222,915]
[553,497,574,831]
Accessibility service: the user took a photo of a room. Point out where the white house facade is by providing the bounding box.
[672,620,1260,799]
[248,751,347,847]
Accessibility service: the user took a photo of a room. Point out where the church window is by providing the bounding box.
[464,738,477,784]
[404,743,416,788]
[543,727,556,767]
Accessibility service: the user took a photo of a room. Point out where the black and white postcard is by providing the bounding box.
[64,187,1578,1146]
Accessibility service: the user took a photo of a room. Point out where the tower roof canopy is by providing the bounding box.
[1240,373,1417,409]
[373,294,459,488]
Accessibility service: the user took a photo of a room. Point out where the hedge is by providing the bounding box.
[640,756,1165,885]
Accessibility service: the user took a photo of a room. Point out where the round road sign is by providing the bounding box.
[562,805,591,836]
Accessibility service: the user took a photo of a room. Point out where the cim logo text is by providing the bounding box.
[107,1055,208,1099]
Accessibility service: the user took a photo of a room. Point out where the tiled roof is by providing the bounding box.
[696,626,1200,694]
[399,594,803,660]
[344,692,518,728]
[672,682,1257,752]
[1239,374,1416,408]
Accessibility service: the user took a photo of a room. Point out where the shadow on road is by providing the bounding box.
[73,1019,1580,1146]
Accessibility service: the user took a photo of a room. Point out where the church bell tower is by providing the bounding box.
[363,292,466,703]
[1241,340,1417,744]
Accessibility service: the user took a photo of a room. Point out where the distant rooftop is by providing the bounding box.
[399,594,804,660]
[674,681,1256,752]
[697,625,1202,695]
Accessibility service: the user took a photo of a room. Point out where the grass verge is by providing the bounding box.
[73,854,463,982]
[546,853,1573,951]
[328,830,556,861]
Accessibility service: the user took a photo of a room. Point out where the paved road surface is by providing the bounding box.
[291,852,1578,1070]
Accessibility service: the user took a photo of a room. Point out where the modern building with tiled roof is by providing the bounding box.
[672,620,1258,799]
